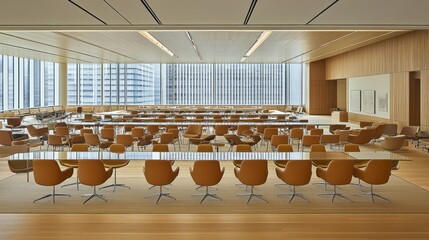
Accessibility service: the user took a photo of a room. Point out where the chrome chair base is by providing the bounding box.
[196,185,217,190]
[192,186,222,204]
[99,183,131,192]
[237,186,268,204]
[354,185,391,203]
[145,186,176,204]
[33,186,70,204]
[61,176,80,190]
[318,186,352,203]
[81,187,107,204]
[278,186,309,203]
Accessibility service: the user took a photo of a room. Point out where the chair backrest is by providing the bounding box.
[334,129,353,142]
[116,134,134,147]
[167,129,179,139]
[310,128,324,136]
[131,128,145,139]
[289,128,304,140]
[360,160,392,185]
[215,125,229,136]
[33,160,64,186]
[0,130,14,146]
[152,144,169,152]
[110,143,126,153]
[224,134,242,146]
[310,144,326,152]
[383,124,398,136]
[277,144,293,152]
[147,125,160,135]
[190,160,224,186]
[26,125,38,136]
[301,135,321,147]
[144,160,178,186]
[371,123,386,139]
[185,125,203,135]
[160,133,174,144]
[6,117,22,127]
[323,160,354,185]
[343,144,360,152]
[237,125,251,135]
[48,135,64,146]
[237,160,268,186]
[280,160,312,186]
[236,144,252,152]
[381,135,407,151]
[83,133,100,146]
[400,126,420,138]
[71,143,89,151]
[78,160,111,186]
[320,134,340,144]
[263,128,278,140]
[270,135,289,147]
[83,114,93,121]
[55,127,69,137]
[197,144,213,152]
[100,128,115,140]
[80,128,93,136]
[359,121,373,128]
[329,124,347,134]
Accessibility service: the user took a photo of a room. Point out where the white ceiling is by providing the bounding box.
[0,0,427,63]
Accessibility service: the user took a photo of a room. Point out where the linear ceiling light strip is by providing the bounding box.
[243,0,258,25]
[306,0,339,25]
[241,31,272,62]
[140,0,162,25]
[138,31,174,57]
[68,0,107,25]
[186,31,203,61]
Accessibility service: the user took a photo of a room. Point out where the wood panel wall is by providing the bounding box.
[321,30,429,130]
[308,60,337,115]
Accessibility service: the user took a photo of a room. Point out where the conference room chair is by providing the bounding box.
[26,125,48,144]
[233,144,253,168]
[0,145,32,182]
[263,128,278,151]
[256,125,268,137]
[143,160,179,204]
[100,144,131,192]
[123,124,135,134]
[309,128,324,136]
[0,129,29,147]
[190,160,225,204]
[131,127,145,141]
[383,124,398,136]
[234,160,268,204]
[380,135,407,151]
[224,134,255,152]
[83,113,93,122]
[147,125,161,136]
[197,144,213,152]
[5,117,25,129]
[152,143,169,152]
[399,126,420,141]
[214,125,229,139]
[347,128,375,145]
[334,129,353,149]
[167,128,181,151]
[60,143,89,190]
[359,121,373,128]
[301,135,321,152]
[116,134,134,151]
[84,133,113,152]
[78,160,113,204]
[156,132,175,150]
[100,127,115,142]
[316,160,354,203]
[320,134,340,150]
[353,160,393,203]
[183,125,203,145]
[276,160,312,203]
[79,128,93,136]
[47,134,68,151]
[343,144,367,187]
[289,128,304,148]
[33,160,73,204]
[237,125,252,137]
[329,124,347,134]
[270,135,289,151]
[305,124,316,133]
[370,123,387,143]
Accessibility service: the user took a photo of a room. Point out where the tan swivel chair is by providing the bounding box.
[316,160,354,202]
[190,160,225,203]
[116,134,134,151]
[100,128,115,141]
[347,128,375,144]
[123,124,135,133]
[301,135,321,152]
[380,135,407,151]
[263,128,278,151]
[359,121,373,128]
[237,125,252,136]
[158,132,175,149]
[343,144,367,186]
[383,124,398,136]
[276,160,312,203]
[79,128,93,136]
[320,134,340,150]
[5,117,24,129]
[100,144,130,192]
[84,133,112,152]
[289,128,303,147]
[83,113,93,122]
[167,129,181,151]
[274,144,294,168]
[214,125,229,138]
[26,125,48,143]
[310,144,326,152]
[399,126,419,140]
[334,129,353,148]
[0,129,29,146]
[224,134,255,152]
[233,144,252,168]
[309,128,324,136]
[0,145,32,182]
[370,123,386,143]
[270,135,289,151]
[33,160,73,203]
[234,160,268,204]
[131,127,145,141]
[147,125,160,136]
[197,144,213,152]
[183,125,203,142]
[78,160,113,204]
[60,143,89,190]
[353,160,392,202]
[329,124,347,134]
[47,134,68,151]
[143,160,179,204]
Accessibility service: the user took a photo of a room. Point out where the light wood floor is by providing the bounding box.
[1,119,429,239]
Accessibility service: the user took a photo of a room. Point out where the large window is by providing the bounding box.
[67,63,305,106]
[0,55,59,111]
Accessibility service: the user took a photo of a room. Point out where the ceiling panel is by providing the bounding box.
[0,0,103,25]
[150,32,200,62]
[72,0,130,25]
[190,31,262,62]
[249,0,336,24]
[105,0,158,25]
[312,0,429,25]
[147,0,252,24]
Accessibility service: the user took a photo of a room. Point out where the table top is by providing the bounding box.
[3,151,409,161]
[62,121,326,127]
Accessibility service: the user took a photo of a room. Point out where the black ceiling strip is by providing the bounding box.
[104,0,132,25]
[306,0,339,25]
[243,0,258,25]
[68,0,107,25]
[140,0,162,25]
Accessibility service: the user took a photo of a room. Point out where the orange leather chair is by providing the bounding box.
[116,134,134,151]
[167,129,181,151]
[289,128,304,146]
[100,128,115,141]
[263,128,278,151]
[26,125,48,143]
[152,143,169,152]
[224,134,256,152]
[380,135,407,151]
[234,160,268,204]
[183,125,203,142]
[270,135,289,151]
[84,133,113,152]
[274,144,294,168]
[100,144,131,192]
[78,160,113,204]
[143,160,179,204]
[347,128,375,144]
[0,129,29,146]
[197,144,213,152]
[60,143,89,190]
[214,125,229,138]
[190,160,225,203]
[33,160,73,203]
[309,128,324,136]
[47,134,68,151]
[276,160,312,203]
[233,144,252,168]
[301,135,321,152]
[329,124,347,134]
[316,160,354,202]
[353,160,392,202]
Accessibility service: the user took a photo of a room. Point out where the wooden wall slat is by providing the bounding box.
[309,60,337,115]
[420,70,429,132]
